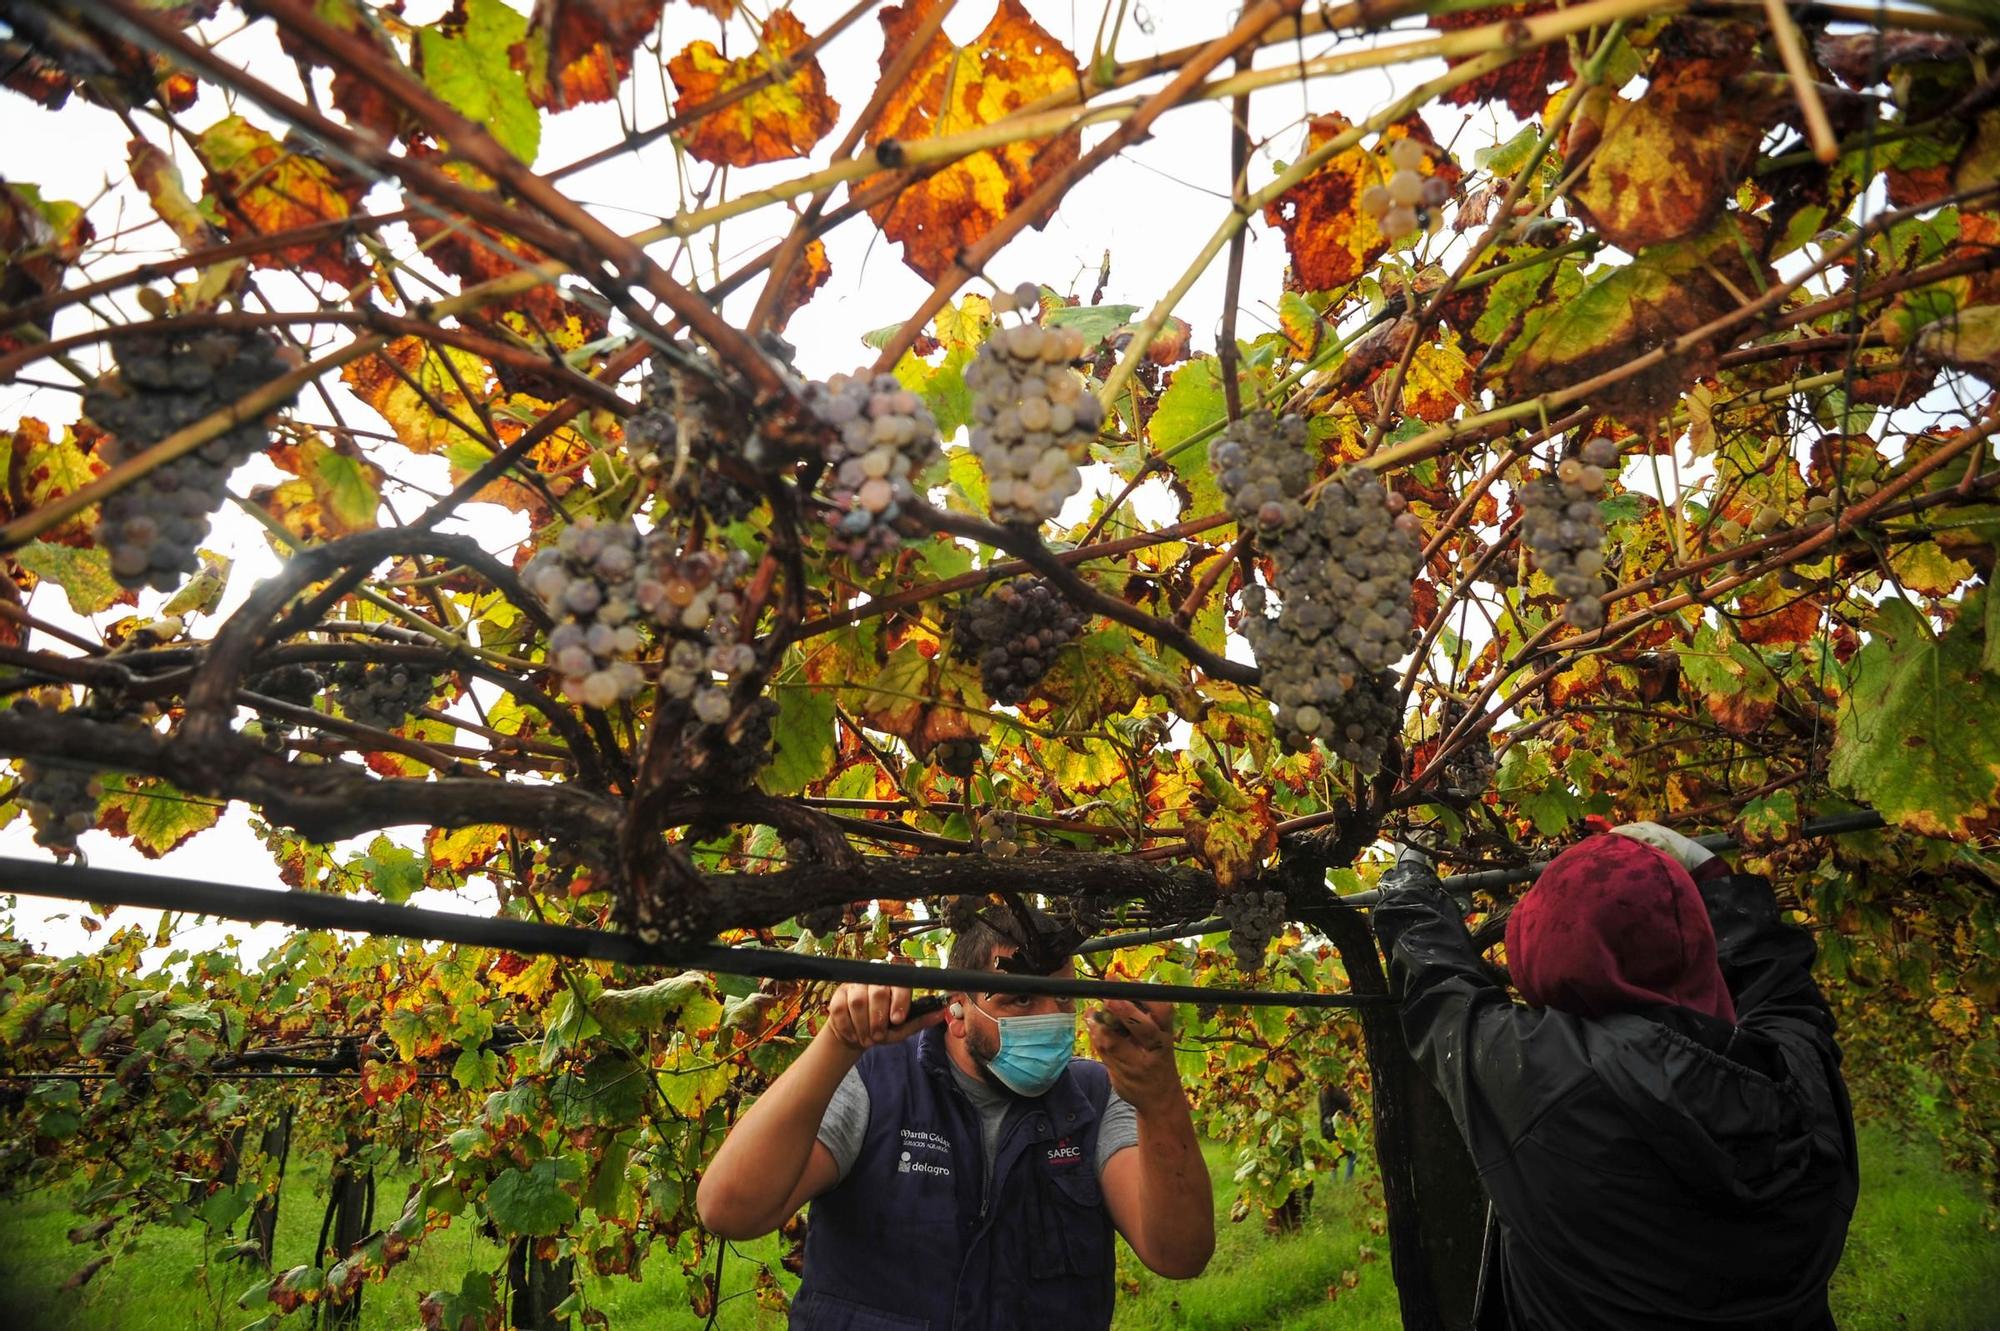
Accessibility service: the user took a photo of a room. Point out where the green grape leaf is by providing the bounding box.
[591,972,712,1036]
[97,775,221,857]
[416,0,542,164]
[485,1156,580,1237]
[15,541,130,616]
[350,835,425,904]
[1147,356,1226,518]
[1830,592,2000,840]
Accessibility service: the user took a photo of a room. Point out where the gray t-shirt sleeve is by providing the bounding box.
[1094,1088,1140,1174]
[816,1066,871,1182]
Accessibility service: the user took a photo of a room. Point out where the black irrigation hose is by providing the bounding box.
[1074,811,1890,954]
[0,858,1394,1011]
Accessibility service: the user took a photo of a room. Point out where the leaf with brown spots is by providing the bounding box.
[12,419,107,547]
[667,10,838,167]
[1263,116,1458,294]
[1397,330,1474,423]
[1732,584,1821,646]
[1429,1,1570,120]
[197,116,367,286]
[1502,213,1772,429]
[518,0,666,110]
[1569,56,1772,253]
[0,184,93,355]
[859,0,1079,282]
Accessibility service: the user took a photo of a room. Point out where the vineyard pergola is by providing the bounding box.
[2,0,1998,1328]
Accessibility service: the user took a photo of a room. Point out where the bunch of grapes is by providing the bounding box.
[524,520,655,708]
[1358,136,1452,244]
[328,662,436,729]
[941,894,989,931]
[932,737,980,779]
[1213,418,1419,758]
[623,364,761,525]
[966,291,1102,525]
[645,544,754,726]
[1521,436,1617,630]
[1218,888,1288,969]
[1436,697,1496,797]
[7,699,117,853]
[803,372,942,564]
[246,663,326,707]
[85,328,297,592]
[950,579,1087,705]
[979,811,1024,858]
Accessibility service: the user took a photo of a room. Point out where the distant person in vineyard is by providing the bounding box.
[1372,823,1858,1330]
[697,908,1214,1328]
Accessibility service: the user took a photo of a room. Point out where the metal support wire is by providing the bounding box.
[0,859,1392,1011]
[1074,810,1890,954]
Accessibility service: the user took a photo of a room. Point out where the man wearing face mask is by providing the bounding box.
[696,908,1214,1328]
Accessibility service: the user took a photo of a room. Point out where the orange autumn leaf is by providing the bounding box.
[1430,2,1570,119]
[1263,116,1458,294]
[407,210,570,330]
[197,115,366,286]
[277,0,408,139]
[667,10,838,167]
[1734,585,1822,646]
[767,237,831,332]
[522,0,666,110]
[860,0,1079,281]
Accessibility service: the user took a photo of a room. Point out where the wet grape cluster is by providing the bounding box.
[966,292,1102,525]
[1359,136,1450,244]
[950,579,1087,705]
[1218,888,1287,969]
[328,661,437,730]
[1521,436,1618,630]
[84,328,297,592]
[623,364,761,525]
[803,372,942,564]
[1212,416,1419,761]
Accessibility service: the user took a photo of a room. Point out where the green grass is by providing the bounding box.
[2,1125,1993,1330]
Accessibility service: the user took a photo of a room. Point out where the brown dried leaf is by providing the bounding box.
[1,184,94,355]
[667,10,838,167]
[859,0,1079,281]
[521,0,666,110]
[766,237,831,333]
[277,0,408,139]
[1430,2,1570,120]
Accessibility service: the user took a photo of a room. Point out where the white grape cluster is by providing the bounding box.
[803,372,942,564]
[527,520,654,708]
[966,296,1102,525]
[1521,436,1618,630]
[646,544,754,727]
[1212,418,1418,757]
[86,328,296,592]
[1359,136,1452,244]
[1219,888,1287,970]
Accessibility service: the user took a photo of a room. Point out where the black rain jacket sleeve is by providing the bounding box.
[1370,860,1859,1331]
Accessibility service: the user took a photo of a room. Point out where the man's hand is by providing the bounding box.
[1087,1000,1183,1112]
[1609,820,1714,871]
[825,983,945,1052]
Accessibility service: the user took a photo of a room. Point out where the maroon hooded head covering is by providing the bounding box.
[1505,834,1736,1023]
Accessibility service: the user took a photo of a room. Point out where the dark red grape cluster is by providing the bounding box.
[85,327,297,592]
[950,579,1087,705]
[1218,888,1287,970]
[328,662,436,730]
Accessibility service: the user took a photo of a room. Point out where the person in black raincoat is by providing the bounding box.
[1371,821,1859,1330]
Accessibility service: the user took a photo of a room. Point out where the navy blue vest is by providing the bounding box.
[790,1027,1115,1331]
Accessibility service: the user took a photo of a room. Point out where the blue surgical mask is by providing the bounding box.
[978,1007,1076,1097]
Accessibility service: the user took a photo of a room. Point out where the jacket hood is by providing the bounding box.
[1589,1011,1821,1208]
